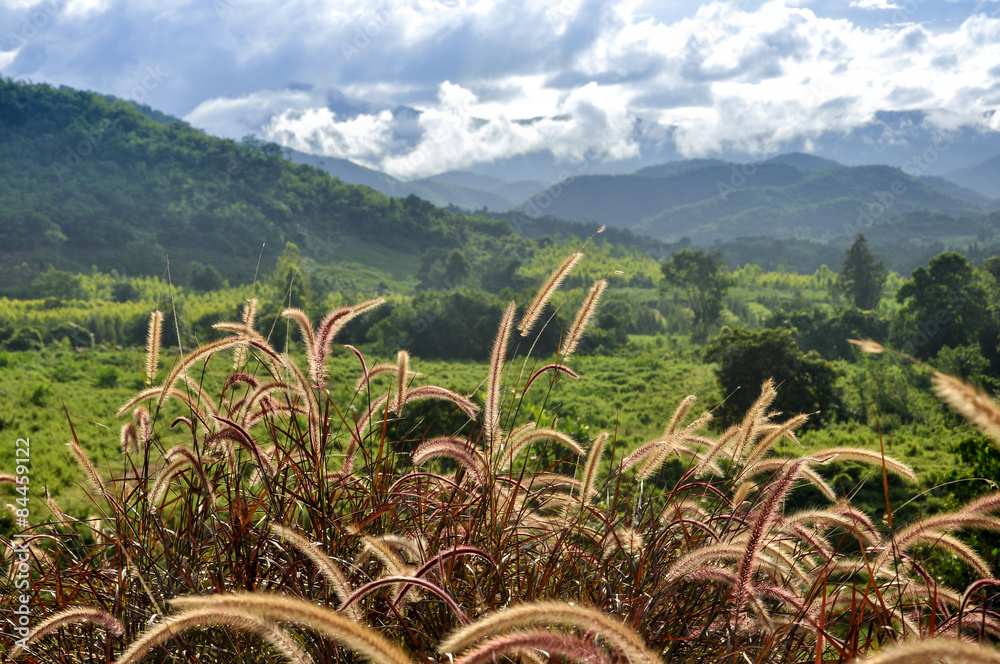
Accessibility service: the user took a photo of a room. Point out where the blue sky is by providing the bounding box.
[2,0,1000,178]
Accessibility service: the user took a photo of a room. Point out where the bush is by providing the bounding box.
[26,382,52,406]
[3,326,43,351]
[187,260,225,292]
[48,321,95,348]
[111,281,141,302]
[93,365,119,389]
[705,326,843,429]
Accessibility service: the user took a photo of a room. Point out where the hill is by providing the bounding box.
[0,79,515,287]
[917,175,999,210]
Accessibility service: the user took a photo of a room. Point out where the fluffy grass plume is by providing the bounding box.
[560,279,607,359]
[269,523,363,622]
[114,608,311,664]
[392,350,410,414]
[486,301,516,451]
[6,607,123,662]
[518,251,582,337]
[168,593,412,664]
[579,431,609,506]
[453,629,612,664]
[144,309,162,384]
[857,639,1000,664]
[439,600,661,664]
[18,288,1000,664]
[65,439,108,498]
[933,371,1000,443]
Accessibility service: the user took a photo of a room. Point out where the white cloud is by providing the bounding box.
[263,107,396,163]
[849,0,901,9]
[0,47,21,72]
[378,79,640,178]
[4,0,1000,174]
[185,89,318,139]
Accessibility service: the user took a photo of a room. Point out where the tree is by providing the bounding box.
[705,327,842,430]
[891,252,991,359]
[31,266,83,302]
[272,242,314,311]
[187,261,225,292]
[111,281,141,303]
[836,233,886,310]
[661,249,733,337]
[417,249,471,291]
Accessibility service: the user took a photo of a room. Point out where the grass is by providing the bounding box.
[0,337,981,519]
[4,266,1000,663]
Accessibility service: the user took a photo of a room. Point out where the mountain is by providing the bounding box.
[764,153,841,172]
[285,148,398,192]
[945,155,1000,199]
[424,171,508,190]
[2,78,998,290]
[402,177,513,211]
[514,161,805,229]
[917,175,999,210]
[285,150,542,212]
[512,157,989,243]
[493,180,547,204]
[633,159,728,178]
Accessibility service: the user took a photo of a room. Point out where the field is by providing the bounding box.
[0,331,980,523]
[3,242,1000,664]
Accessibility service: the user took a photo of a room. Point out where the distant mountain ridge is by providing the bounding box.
[945,155,1000,199]
[285,149,545,212]
[511,157,997,243]
[285,145,998,244]
[2,77,999,289]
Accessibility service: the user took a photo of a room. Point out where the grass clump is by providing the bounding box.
[4,255,1000,664]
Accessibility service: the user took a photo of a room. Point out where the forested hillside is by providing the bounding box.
[0,79,512,286]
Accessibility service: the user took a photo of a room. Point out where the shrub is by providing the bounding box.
[187,260,225,292]
[705,326,843,429]
[26,382,52,406]
[3,326,43,351]
[93,365,119,389]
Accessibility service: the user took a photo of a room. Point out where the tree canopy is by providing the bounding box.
[705,327,842,429]
[891,252,991,360]
[836,233,887,310]
[661,249,733,337]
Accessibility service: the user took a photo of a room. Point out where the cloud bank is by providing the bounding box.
[2,0,999,177]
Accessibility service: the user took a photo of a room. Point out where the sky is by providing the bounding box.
[2,0,1000,179]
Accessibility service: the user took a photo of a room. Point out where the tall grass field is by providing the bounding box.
[4,255,1000,664]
